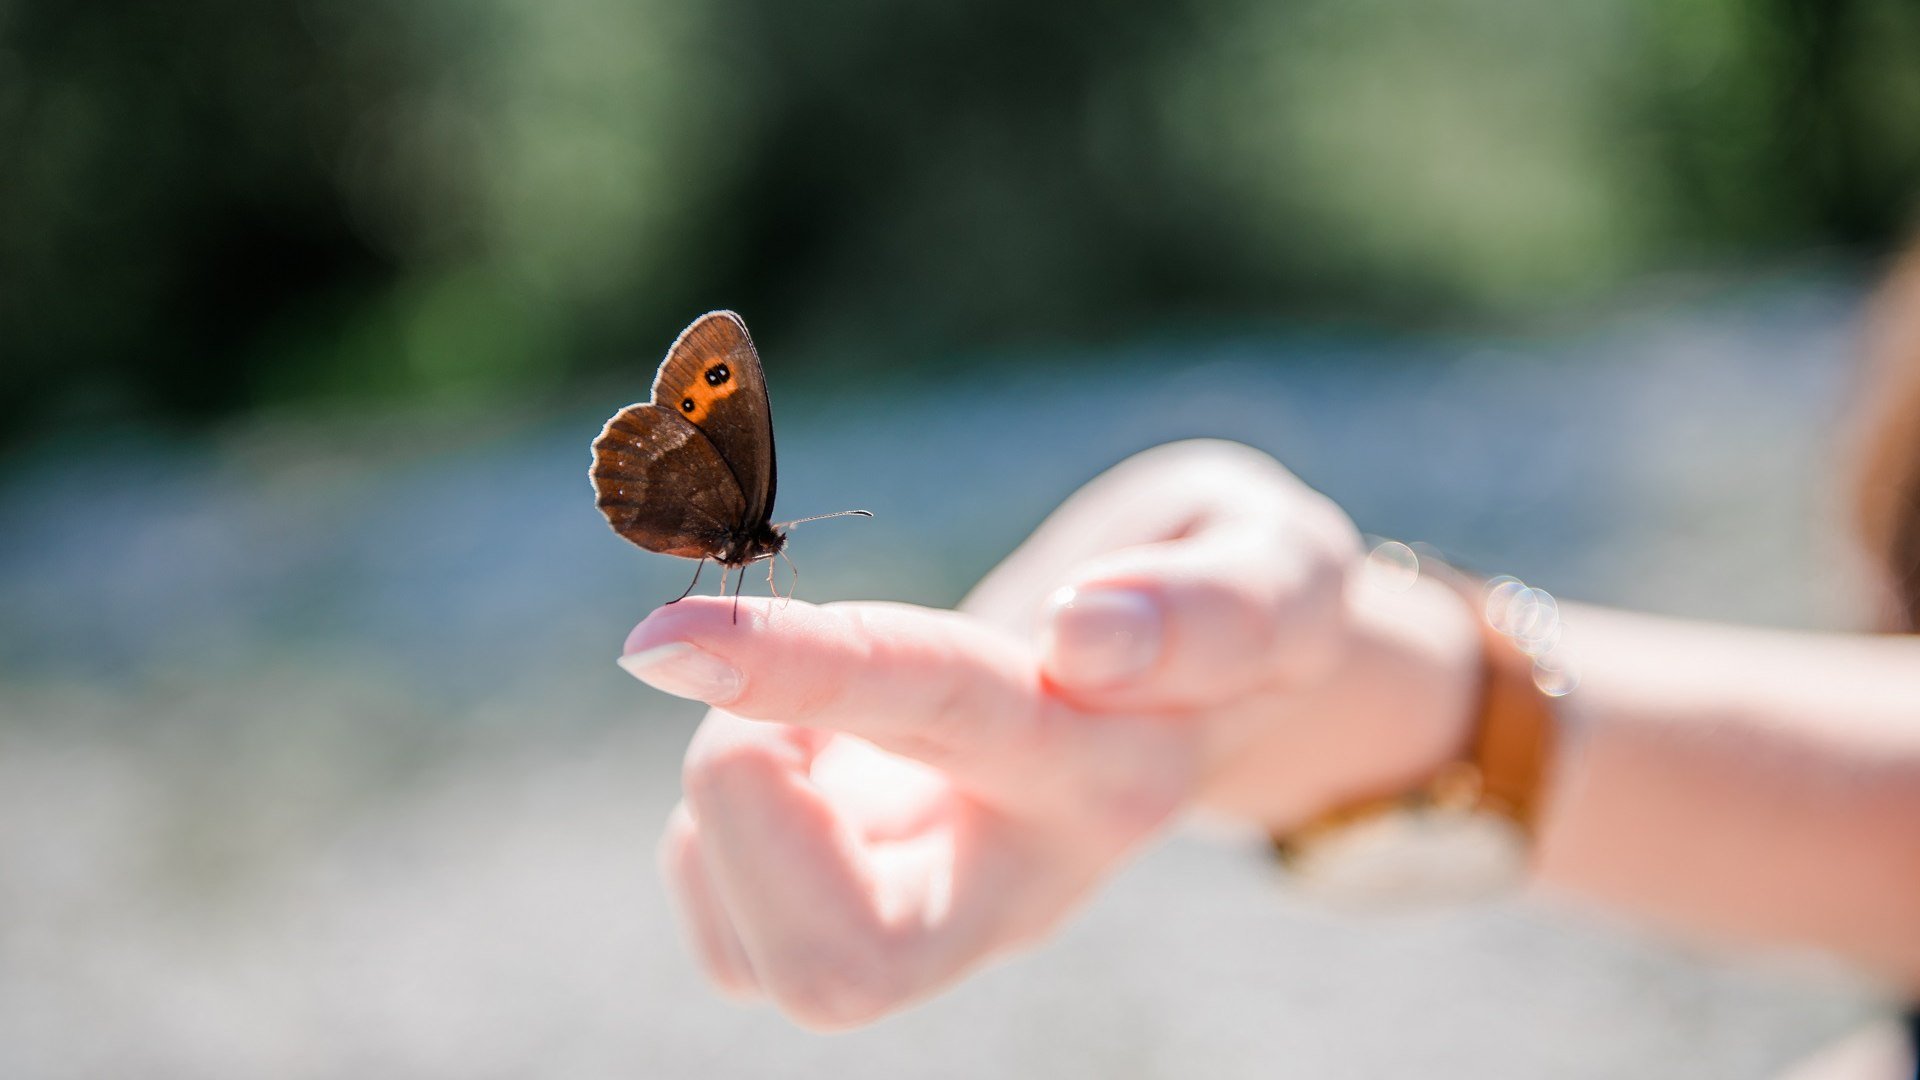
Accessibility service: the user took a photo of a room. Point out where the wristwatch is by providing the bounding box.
[1269,545,1568,909]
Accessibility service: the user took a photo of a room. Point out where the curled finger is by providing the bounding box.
[659,802,759,999]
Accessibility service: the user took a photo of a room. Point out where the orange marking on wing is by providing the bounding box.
[679,377,740,425]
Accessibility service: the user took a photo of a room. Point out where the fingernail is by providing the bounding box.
[617,642,744,704]
[1041,586,1162,690]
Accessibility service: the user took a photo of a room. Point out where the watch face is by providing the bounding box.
[1282,809,1528,911]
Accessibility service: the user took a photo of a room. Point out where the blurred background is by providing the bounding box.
[3,0,1919,1076]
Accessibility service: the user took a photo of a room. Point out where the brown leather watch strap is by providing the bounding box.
[1465,600,1559,833]
[1268,556,1565,864]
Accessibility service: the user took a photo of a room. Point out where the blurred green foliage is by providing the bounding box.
[3,0,1919,438]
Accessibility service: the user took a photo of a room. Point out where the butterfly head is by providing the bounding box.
[718,522,787,568]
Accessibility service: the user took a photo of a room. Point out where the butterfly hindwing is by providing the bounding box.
[648,311,778,529]
[591,404,749,558]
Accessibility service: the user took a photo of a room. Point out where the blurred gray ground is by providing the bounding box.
[0,277,1892,1078]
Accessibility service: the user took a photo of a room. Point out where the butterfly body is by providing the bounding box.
[591,310,787,571]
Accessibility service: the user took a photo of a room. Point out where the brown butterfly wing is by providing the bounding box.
[591,404,749,558]
[648,311,777,528]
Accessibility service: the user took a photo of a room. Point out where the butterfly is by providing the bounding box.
[590,310,868,613]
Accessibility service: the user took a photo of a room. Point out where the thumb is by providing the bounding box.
[1038,522,1356,712]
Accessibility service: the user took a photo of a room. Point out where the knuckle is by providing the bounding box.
[657,813,697,881]
[1166,570,1285,672]
[1072,721,1195,840]
[1172,520,1353,676]
[1263,545,1354,683]
[1023,703,1192,842]
[891,659,982,761]
[764,935,912,1031]
[711,966,761,1000]
[680,733,786,817]
[843,605,990,762]
[1076,777,1186,846]
[1134,437,1276,475]
[775,602,877,724]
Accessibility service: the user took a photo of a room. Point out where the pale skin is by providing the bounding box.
[621,439,1920,1059]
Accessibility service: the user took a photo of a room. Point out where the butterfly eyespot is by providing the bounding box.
[705,364,730,386]
[681,398,696,412]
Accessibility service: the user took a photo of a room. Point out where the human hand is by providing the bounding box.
[961,440,1475,826]
[629,441,1476,1028]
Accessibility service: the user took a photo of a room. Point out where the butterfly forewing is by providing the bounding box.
[591,405,749,558]
[648,311,778,528]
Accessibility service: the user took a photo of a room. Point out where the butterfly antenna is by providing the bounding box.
[772,509,874,531]
[667,558,706,605]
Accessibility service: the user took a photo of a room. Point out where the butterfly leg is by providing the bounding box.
[777,547,799,606]
[730,561,748,624]
[667,558,707,605]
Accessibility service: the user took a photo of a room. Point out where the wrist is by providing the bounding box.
[1197,569,1480,829]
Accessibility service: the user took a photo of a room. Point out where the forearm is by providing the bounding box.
[1535,605,1920,986]
[1204,579,1920,985]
